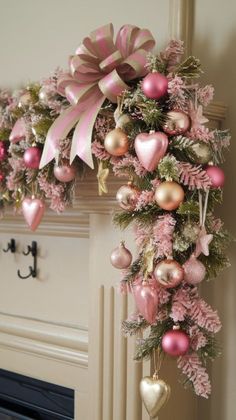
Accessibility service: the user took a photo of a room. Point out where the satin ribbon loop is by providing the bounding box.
[39,23,155,169]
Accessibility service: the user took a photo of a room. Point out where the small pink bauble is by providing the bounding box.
[205,165,225,188]
[0,142,7,161]
[154,259,184,288]
[22,197,45,231]
[141,72,168,100]
[162,329,190,357]
[163,110,190,135]
[23,147,42,169]
[183,255,206,285]
[134,131,168,172]
[53,163,76,182]
[110,242,132,269]
[133,282,158,324]
[0,172,4,182]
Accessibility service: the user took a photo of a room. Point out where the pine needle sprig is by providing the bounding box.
[158,155,180,181]
[175,56,203,79]
[122,317,148,336]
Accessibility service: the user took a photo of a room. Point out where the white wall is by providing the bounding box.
[192,1,236,419]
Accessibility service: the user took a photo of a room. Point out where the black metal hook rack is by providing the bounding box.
[17,241,37,279]
[3,238,16,253]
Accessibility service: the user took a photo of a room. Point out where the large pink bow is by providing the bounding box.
[39,23,155,169]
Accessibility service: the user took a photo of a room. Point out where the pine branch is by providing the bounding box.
[158,155,180,181]
[178,162,211,190]
[122,317,148,336]
[177,200,199,216]
[113,204,161,229]
[175,56,203,79]
[121,257,142,283]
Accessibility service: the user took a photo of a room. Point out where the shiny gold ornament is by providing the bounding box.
[155,181,184,211]
[116,182,140,211]
[188,141,212,164]
[97,161,109,196]
[140,376,171,418]
[104,128,129,156]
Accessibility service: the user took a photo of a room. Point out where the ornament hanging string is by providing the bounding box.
[39,23,155,169]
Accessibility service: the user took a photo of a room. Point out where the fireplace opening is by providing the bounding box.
[0,369,74,419]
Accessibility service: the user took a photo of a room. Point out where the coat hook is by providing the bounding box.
[17,241,37,279]
[3,238,16,253]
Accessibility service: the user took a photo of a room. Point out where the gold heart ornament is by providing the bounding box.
[140,376,171,418]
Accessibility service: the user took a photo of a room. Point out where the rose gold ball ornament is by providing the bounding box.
[163,110,190,135]
[155,181,184,211]
[154,259,184,288]
[23,146,42,169]
[53,163,76,183]
[183,254,206,285]
[110,242,132,269]
[104,128,129,156]
[116,183,140,211]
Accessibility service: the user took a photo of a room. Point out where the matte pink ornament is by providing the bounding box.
[183,254,206,285]
[23,147,42,169]
[133,282,158,324]
[205,165,225,188]
[0,142,7,161]
[141,72,168,100]
[154,259,184,289]
[134,131,168,172]
[22,197,45,231]
[53,163,76,182]
[110,242,132,269]
[9,118,27,143]
[161,329,190,357]
[163,110,190,135]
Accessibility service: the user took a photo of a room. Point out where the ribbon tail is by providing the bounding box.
[39,104,83,169]
[70,95,105,168]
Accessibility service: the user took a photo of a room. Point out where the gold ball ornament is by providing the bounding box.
[116,183,140,211]
[188,141,212,164]
[155,181,184,211]
[140,375,171,418]
[104,128,129,156]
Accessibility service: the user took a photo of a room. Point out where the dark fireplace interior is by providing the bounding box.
[0,369,74,419]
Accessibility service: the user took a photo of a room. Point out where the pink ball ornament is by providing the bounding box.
[53,163,76,183]
[23,146,42,169]
[205,165,225,188]
[133,281,158,324]
[134,131,168,172]
[154,259,184,288]
[116,183,140,211]
[183,254,206,285]
[0,142,7,161]
[162,328,190,357]
[163,110,190,135]
[110,242,132,269]
[141,72,168,100]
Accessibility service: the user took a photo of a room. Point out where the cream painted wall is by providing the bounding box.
[192,1,236,419]
[0,0,169,87]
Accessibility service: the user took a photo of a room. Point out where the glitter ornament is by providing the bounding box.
[163,110,190,135]
[182,223,200,243]
[183,254,206,285]
[110,242,132,269]
[155,181,184,211]
[189,141,212,165]
[104,128,129,156]
[154,259,184,288]
[116,183,140,211]
[141,72,168,99]
[162,328,190,357]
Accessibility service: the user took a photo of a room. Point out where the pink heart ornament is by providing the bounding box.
[9,118,27,143]
[134,131,168,172]
[22,197,45,231]
[133,283,158,324]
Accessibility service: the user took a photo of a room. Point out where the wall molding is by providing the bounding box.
[0,313,88,367]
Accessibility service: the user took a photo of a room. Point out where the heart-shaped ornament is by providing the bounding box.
[140,376,171,418]
[22,197,45,231]
[134,131,168,172]
[133,283,158,324]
